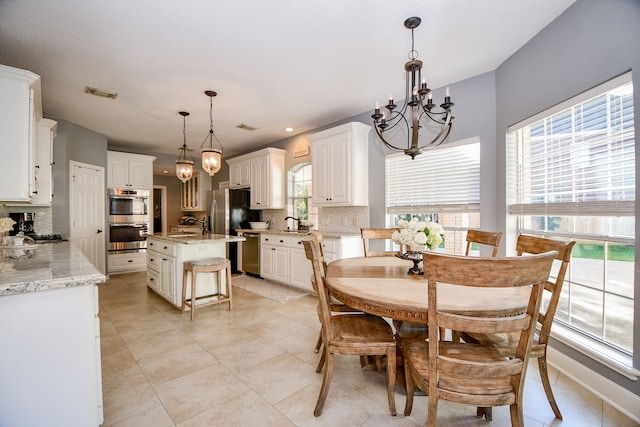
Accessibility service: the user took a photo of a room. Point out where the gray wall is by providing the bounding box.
[494,0,640,394]
[52,120,108,236]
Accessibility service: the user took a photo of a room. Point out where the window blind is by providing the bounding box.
[510,76,635,217]
[385,138,480,214]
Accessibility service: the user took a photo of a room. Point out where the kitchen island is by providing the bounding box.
[0,242,106,427]
[146,232,245,308]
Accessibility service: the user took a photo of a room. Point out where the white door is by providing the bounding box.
[70,161,106,274]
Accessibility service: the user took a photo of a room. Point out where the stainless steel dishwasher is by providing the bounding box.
[242,232,261,277]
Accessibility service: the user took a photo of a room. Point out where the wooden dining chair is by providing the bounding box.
[402,250,556,427]
[465,229,504,256]
[361,228,401,257]
[310,230,362,361]
[459,234,575,420]
[302,236,397,417]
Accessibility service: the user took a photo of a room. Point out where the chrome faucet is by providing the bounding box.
[284,216,301,230]
[196,217,209,234]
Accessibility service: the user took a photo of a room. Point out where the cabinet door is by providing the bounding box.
[161,256,176,305]
[260,243,274,279]
[250,156,269,208]
[107,156,130,188]
[229,159,250,188]
[273,245,290,283]
[327,134,350,204]
[290,247,312,291]
[181,172,206,211]
[128,157,151,188]
[31,119,55,205]
[311,140,332,204]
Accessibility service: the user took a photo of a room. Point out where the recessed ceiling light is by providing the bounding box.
[85,86,118,99]
[284,127,294,132]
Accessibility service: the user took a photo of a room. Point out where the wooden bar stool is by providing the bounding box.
[181,257,233,321]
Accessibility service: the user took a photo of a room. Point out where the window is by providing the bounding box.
[289,164,317,224]
[385,138,480,254]
[508,73,635,369]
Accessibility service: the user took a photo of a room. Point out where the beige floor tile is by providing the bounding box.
[138,342,217,386]
[249,314,311,342]
[126,328,195,360]
[106,405,174,427]
[239,353,319,404]
[209,336,285,373]
[274,327,323,363]
[102,370,161,425]
[603,401,640,427]
[101,348,143,387]
[154,364,249,424]
[178,389,296,427]
[186,321,258,351]
[101,333,129,355]
[100,314,119,337]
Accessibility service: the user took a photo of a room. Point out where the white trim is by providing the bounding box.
[548,346,640,423]
[508,71,633,131]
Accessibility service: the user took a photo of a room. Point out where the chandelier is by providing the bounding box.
[176,111,195,183]
[371,16,454,159]
[200,90,224,176]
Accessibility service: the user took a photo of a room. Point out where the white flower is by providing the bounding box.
[392,217,444,250]
[0,218,16,234]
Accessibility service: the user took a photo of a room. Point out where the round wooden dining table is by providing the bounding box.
[324,256,531,322]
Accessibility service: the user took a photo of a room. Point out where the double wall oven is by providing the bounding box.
[108,188,150,254]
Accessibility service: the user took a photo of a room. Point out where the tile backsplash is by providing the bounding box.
[262,206,369,234]
[2,206,53,235]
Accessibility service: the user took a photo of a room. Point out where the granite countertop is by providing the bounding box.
[0,242,106,297]
[235,229,361,239]
[151,232,246,245]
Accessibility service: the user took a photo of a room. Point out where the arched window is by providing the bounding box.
[290,164,317,224]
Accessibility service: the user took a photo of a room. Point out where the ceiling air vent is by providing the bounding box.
[236,123,257,131]
[85,86,118,99]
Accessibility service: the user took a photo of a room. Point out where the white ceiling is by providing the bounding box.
[0,0,576,164]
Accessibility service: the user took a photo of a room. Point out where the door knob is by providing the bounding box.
[97,229,103,233]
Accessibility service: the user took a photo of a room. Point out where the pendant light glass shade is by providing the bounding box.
[201,90,224,176]
[176,111,194,183]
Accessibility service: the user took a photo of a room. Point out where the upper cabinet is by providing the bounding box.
[227,147,285,210]
[31,119,57,206]
[227,157,251,189]
[107,151,155,189]
[181,170,210,211]
[0,64,41,203]
[309,122,370,207]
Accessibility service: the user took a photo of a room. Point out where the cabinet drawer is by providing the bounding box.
[272,235,291,247]
[158,242,176,257]
[146,268,159,291]
[261,234,276,245]
[108,252,146,273]
[146,250,160,271]
[290,236,307,249]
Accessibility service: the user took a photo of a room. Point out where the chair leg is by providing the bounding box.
[181,268,188,314]
[316,347,326,373]
[314,330,322,354]
[225,264,233,310]
[509,402,524,427]
[314,351,335,416]
[427,382,438,427]
[538,355,563,419]
[403,354,414,416]
[386,348,397,416]
[190,270,197,321]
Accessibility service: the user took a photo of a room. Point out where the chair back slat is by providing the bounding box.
[361,228,402,257]
[465,230,503,257]
[302,236,334,340]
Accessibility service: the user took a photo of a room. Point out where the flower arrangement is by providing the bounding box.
[392,218,444,251]
[0,217,16,234]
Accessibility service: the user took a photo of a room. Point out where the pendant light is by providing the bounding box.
[176,111,194,183]
[200,90,224,176]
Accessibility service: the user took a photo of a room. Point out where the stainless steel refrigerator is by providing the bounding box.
[209,188,261,273]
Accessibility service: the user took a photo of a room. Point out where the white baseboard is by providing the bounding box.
[548,346,640,423]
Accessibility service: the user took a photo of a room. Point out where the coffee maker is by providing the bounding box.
[8,212,35,236]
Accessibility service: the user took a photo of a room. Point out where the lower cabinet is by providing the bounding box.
[108,252,146,274]
[146,237,228,308]
[259,233,364,293]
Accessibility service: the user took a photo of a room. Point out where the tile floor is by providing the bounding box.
[99,272,638,427]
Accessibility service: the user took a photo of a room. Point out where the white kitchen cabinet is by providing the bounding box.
[260,234,291,283]
[107,151,155,189]
[31,119,57,205]
[321,236,364,265]
[146,237,229,308]
[290,236,313,291]
[181,170,210,211]
[108,252,147,274]
[227,147,285,209]
[0,64,40,202]
[227,157,251,188]
[309,122,370,207]
[0,284,103,426]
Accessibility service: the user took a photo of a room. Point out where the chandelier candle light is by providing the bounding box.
[372,17,455,159]
[176,111,195,183]
[200,90,224,176]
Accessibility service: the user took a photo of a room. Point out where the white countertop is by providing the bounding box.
[236,229,361,239]
[151,232,246,245]
[0,242,106,296]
